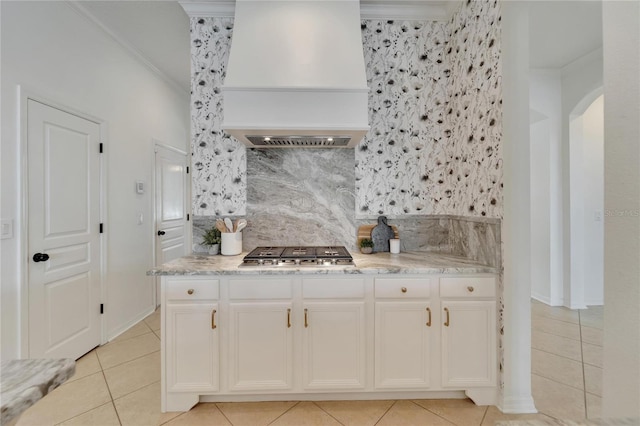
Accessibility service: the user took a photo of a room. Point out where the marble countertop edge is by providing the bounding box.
[148,251,497,276]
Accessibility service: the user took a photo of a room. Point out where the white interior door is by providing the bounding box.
[155,145,188,305]
[27,99,102,360]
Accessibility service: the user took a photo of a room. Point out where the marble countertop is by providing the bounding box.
[0,358,75,424]
[148,251,497,276]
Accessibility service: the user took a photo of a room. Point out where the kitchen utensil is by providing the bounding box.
[216,219,227,233]
[235,219,247,233]
[224,218,233,233]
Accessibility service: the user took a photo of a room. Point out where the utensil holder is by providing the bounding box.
[221,232,242,255]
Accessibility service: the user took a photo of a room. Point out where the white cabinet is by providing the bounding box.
[301,278,366,390]
[374,278,432,389]
[440,277,497,388]
[165,303,219,392]
[228,278,294,392]
[162,278,219,411]
[302,302,366,390]
[228,302,294,391]
[161,273,498,411]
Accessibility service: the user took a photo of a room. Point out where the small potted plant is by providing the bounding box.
[359,238,374,254]
[202,227,221,255]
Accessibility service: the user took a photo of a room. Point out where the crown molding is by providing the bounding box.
[180,1,235,17]
[66,1,189,97]
[360,2,452,21]
[179,0,461,21]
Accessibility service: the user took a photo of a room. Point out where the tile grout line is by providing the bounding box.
[578,310,589,419]
[310,401,347,426]
[373,400,397,426]
[408,400,458,425]
[266,400,301,426]
[95,348,124,426]
[478,405,489,426]
[99,346,161,372]
[531,346,584,364]
[213,403,235,426]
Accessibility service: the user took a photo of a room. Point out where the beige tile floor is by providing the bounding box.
[15,301,602,426]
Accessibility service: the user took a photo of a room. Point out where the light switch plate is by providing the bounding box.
[135,180,145,194]
[1,219,14,239]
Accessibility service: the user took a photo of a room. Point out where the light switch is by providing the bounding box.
[1,219,14,239]
[135,181,145,194]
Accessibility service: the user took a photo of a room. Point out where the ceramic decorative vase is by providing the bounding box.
[360,247,373,254]
[208,244,219,255]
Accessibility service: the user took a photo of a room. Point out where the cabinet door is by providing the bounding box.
[302,302,366,390]
[165,303,219,392]
[229,302,293,391]
[441,300,496,387]
[375,302,432,389]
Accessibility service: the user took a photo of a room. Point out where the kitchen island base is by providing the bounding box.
[166,389,496,412]
[157,260,498,413]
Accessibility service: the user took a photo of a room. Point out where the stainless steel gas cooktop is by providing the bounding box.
[241,246,354,267]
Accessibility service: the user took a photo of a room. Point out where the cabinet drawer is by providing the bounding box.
[302,278,365,299]
[374,278,431,299]
[229,278,293,299]
[165,278,219,300]
[440,277,495,298]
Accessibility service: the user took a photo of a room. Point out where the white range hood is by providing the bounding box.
[221,0,370,148]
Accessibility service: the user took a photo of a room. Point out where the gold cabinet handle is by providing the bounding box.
[444,307,450,327]
[211,309,217,329]
[467,286,474,293]
[187,289,194,295]
[304,308,309,328]
[287,308,291,328]
[401,287,407,293]
[426,307,431,327]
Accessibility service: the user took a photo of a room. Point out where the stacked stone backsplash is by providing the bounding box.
[190,0,502,267]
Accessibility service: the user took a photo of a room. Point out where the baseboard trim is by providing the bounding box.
[498,395,538,414]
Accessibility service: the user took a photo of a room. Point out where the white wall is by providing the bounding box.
[580,95,604,306]
[529,70,563,305]
[562,50,603,308]
[528,51,603,309]
[1,2,189,361]
[602,0,640,417]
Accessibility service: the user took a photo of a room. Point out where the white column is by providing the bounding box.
[602,0,640,418]
[499,0,537,413]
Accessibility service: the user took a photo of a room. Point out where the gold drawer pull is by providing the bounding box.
[467,286,474,293]
[304,308,309,328]
[211,309,217,329]
[187,289,194,295]
[444,307,450,327]
[401,287,407,293]
[426,307,431,327]
[287,308,291,328]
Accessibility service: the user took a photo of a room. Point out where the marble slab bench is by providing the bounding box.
[0,358,75,425]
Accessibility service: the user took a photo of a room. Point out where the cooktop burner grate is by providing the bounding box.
[242,246,354,266]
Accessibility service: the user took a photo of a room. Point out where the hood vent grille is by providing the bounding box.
[246,136,351,147]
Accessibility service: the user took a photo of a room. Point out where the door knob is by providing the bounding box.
[157,230,166,236]
[33,253,49,262]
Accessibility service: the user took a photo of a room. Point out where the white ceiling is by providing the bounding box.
[75,0,602,94]
[528,1,602,69]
